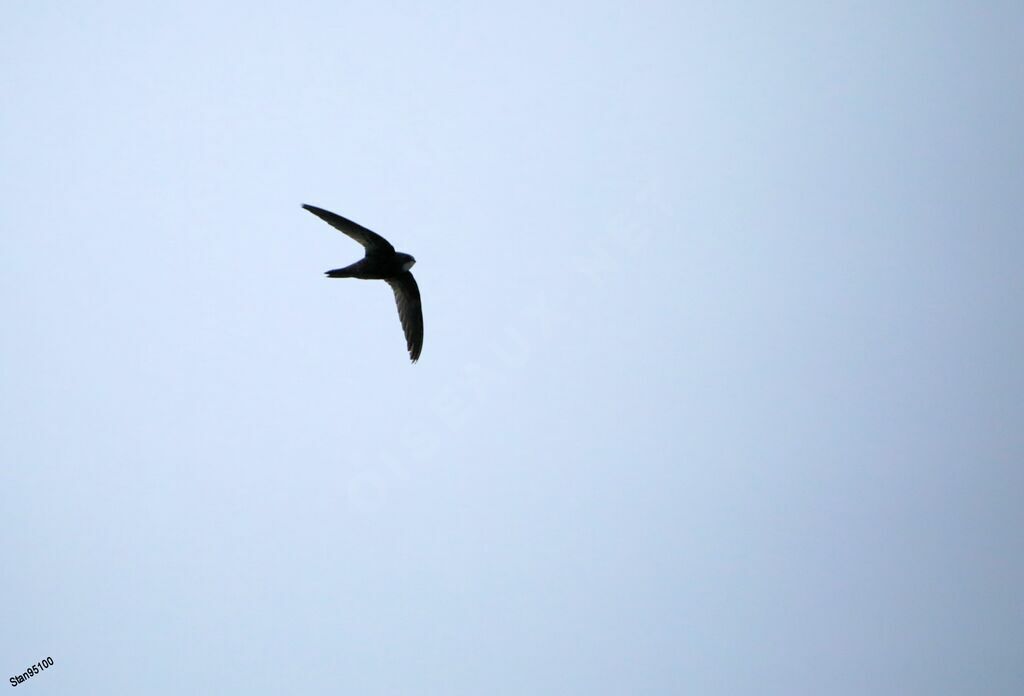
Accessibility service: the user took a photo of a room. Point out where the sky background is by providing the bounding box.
[3,2,1023,694]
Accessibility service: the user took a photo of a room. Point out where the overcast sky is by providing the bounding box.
[3,2,1023,694]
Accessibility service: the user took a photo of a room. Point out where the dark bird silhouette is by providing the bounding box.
[303,204,423,362]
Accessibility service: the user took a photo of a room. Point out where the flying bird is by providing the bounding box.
[303,204,423,362]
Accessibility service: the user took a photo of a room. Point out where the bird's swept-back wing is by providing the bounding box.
[386,272,423,363]
[303,204,396,256]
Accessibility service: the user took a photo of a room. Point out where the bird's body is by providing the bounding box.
[303,204,423,362]
[324,253,415,280]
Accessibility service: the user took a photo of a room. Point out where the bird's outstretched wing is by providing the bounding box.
[303,204,396,256]
[386,272,423,363]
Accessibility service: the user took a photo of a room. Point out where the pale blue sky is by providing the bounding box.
[3,2,1023,694]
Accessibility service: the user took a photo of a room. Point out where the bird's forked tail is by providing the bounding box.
[325,266,358,278]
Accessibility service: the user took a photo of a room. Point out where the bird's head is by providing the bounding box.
[397,253,416,271]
